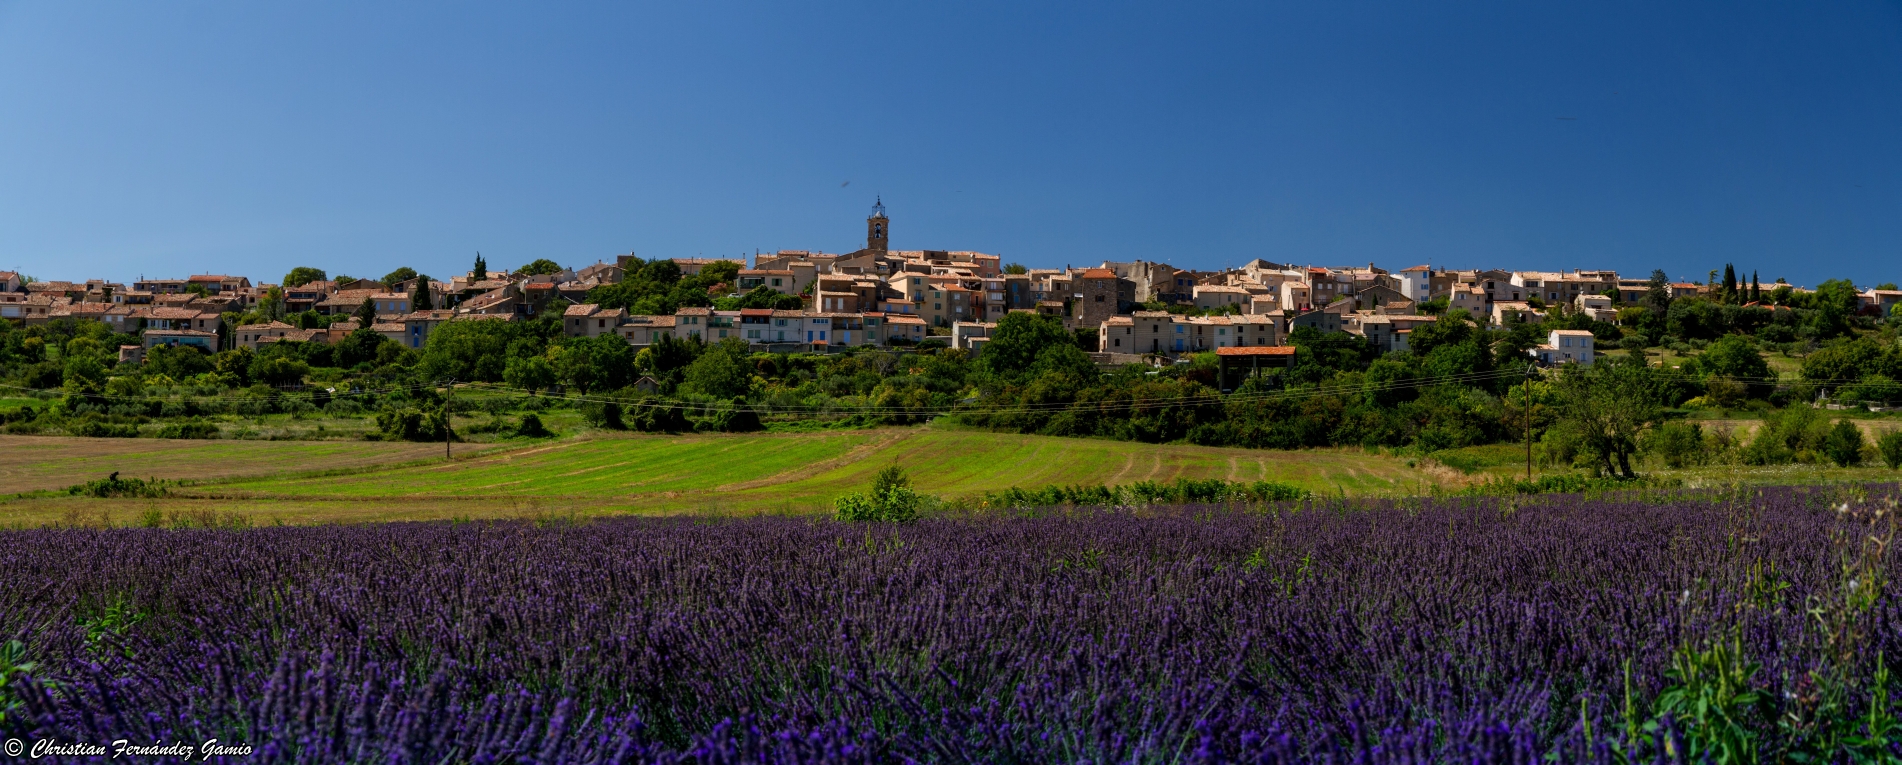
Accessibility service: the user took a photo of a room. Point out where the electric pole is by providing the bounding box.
[443,377,455,461]
[1524,366,1537,480]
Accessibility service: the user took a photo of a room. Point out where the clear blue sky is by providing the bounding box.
[3,1,1899,287]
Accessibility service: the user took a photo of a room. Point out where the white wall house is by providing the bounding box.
[1530,329,1595,367]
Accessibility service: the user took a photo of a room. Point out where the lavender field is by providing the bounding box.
[3,487,1900,763]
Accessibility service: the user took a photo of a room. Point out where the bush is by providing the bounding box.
[1822,420,1865,467]
[836,466,926,523]
[66,417,140,438]
[155,420,219,439]
[626,399,691,433]
[515,413,552,438]
[581,400,625,430]
[980,478,1309,509]
[374,407,450,442]
[1642,421,1705,469]
[1879,430,1902,470]
[66,472,167,498]
[693,400,762,433]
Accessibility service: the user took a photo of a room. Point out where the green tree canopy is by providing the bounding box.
[503,355,557,393]
[418,320,517,382]
[683,338,751,398]
[381,267,418,289]
[1553,356,1663,478]
[352,297,378,326]
[282,267,327,288]
[518,259,564,276]
[1688,335,1773,398]
[979,313,1073,381]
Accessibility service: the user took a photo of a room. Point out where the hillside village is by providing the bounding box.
[7,200,1902,375]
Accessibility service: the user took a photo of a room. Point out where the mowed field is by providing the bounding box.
[0,426,1454,525]
[0,435,472,493]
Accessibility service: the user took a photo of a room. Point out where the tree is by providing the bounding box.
[282,267,326,287]
[741,288,804,311]
[61,356,107,399]
[835,466,924,522]
[250,354,310,387]
[518,259,563,276]
[258,286,287,321]
[1822,420,1865,467]
[503,355,557,393]
[1879,430,1902,470]
[213,348,254,387]
[1002,263,1028,275]
[418,320,516,382]
[381,267,418,289]
[683,339,751,398]
[473,253,488,281]
[979,313,1072,381]
[1750,271,1761,303]
[1722,264,1737,303]
[352,296,377,326]
[1811,279,1862,338]
[334,327,393,369]
[553,334,637,393]
[1643,269,1671,315]
[411,279,433,311]
[1690,336,1773,399]
[1553,356,1662,478]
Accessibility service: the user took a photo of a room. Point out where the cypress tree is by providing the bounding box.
[1723,264,1737,302]
[412,280,433,311]
[473,253,488,282]
[1751,271,1760,302]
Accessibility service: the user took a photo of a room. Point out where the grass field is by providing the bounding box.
[0,425,1458,525]
[0,435,474,493]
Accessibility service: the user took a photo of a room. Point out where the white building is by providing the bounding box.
[1530,329,1595,367]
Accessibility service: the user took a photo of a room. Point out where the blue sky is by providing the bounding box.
[2,1,1899,287]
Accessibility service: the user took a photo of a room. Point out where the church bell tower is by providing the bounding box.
[866,197,889,251]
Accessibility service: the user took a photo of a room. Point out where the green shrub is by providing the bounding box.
[374,407,450,442]
[1822,420,1865,467]
[67,473,167,498]
[515,413,552,438]
[67,417,140,438]
[1880,430,1902,470]
[835,466,926,523]
[979,478,1309,509]
[580,400,625,429]
[155,420,218,439]
[1643,421,1705,469]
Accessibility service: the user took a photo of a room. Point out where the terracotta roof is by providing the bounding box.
[1216,346,1296,356]
[1077,268,1117,279]
[564,303,599,317]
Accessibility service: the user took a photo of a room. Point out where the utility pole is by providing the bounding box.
[443,377,455,461]
[1524,366,1537,480]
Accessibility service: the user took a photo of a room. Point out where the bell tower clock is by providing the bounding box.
[866,197,889,251]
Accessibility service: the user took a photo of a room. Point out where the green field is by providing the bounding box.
[0,435,478,493]
[202,426,1440,506]
[0,426,1456,525]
